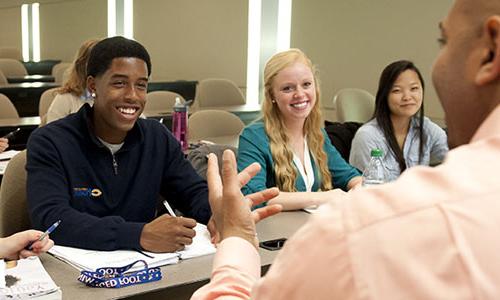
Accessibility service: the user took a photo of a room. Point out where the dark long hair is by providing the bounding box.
[373,60,425,173]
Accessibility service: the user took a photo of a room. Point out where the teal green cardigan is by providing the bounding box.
[238,122,361,196]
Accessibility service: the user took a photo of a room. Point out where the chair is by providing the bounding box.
[145,91,185,113]
[333,88,375,123]
[0,93,19,118]
[194,78,245,109]
[39,87,59,125]
[0,150,30,237]
[52,62,71,84]
[0,47,22,60]
[188,110,245,147]
[0,70,7,84]
[0,58,28,77]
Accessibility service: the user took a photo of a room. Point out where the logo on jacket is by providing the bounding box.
[73,187,102,198]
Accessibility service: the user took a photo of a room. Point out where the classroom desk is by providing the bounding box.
[0,82,60,117]
[7,75,55,83]
[144,110,174,130]
[147,81,198,102]
[196,103,262,124]
[0,116,41,149]
[41,211,310,300]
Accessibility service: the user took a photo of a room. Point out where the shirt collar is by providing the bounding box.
[80,103,144,151]
[471,104,500,142]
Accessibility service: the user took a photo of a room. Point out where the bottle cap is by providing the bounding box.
[370,148,383,157]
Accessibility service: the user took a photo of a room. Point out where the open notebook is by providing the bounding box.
[49,223,216,272]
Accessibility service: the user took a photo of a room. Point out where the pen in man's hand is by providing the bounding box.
[26,220,61,250]
[2,128,20,140]
[162,200,177,217]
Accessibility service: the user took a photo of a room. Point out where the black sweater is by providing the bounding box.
[26,104,210,250]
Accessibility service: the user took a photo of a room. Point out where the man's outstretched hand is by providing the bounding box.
[206,150,282,248]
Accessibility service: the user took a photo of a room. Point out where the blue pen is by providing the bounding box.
[27,220,61,250]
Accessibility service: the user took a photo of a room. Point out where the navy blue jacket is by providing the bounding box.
[26,104,210,251]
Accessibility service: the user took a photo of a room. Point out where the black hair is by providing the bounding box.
[86,36,152,78]
[373,60,425,173]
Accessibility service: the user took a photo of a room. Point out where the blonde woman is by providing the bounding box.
[46,39,100,124]
[237,49,362,211]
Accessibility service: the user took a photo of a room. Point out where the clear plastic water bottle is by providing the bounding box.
[362,148,387,186]
[172,97,188,151]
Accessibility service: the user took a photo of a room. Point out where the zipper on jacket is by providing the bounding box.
[111,153,118,175]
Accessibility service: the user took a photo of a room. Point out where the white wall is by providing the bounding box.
[291,0,452,125]
[0,5,22,51]
[39,0,106,62]
[134,0,248,86]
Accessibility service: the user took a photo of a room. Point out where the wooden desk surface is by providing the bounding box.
[0,116,41,127]
[197,103,262,113]
[7,75,55,83]
[0,82,59,89]
[42,211,310,299]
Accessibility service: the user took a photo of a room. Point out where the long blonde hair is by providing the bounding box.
[58,38,101,96]
[262,48,332,192]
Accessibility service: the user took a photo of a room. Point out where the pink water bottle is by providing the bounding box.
[172,97,188,151]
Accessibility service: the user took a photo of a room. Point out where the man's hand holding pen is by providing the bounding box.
[139,214,197,253]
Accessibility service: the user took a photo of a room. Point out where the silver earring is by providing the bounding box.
[271,99,276,103]
[91,92,96,98]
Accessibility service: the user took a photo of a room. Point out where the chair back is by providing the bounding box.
[0,58,27,77]
[52,62,71,84]
[334,88,375,123]
[195,78,245,108]
[0,93,19,118]
[145,91,184,113]
[0,70,7,84]
[39,87,59,125]
[0,150,30,237]
[0,47,22,60]
[188,110,244,147]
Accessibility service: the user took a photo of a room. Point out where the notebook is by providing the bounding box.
[0,257,61,299]
[48,223,216,272]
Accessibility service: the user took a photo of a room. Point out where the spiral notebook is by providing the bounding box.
[48,223,216,272]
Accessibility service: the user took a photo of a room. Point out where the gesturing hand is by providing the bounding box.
[140,214,197,253]
[0,230,54,260]
[206,150,282,248]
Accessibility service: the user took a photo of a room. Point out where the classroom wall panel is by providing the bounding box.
[0,6,22,51]
[134,0,248,88]
[39,0,107,62]
[291,0,453,124]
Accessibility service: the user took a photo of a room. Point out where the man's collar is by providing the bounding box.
[471,104,500,142]
[80,103,144,150]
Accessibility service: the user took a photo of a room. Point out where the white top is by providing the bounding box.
[292,138,315,192]
[97,137,124,154]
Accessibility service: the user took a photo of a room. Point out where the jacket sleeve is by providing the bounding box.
[26,131,145,251]
[427,121,449,164]
[237,128,270,196]
[160,130,211,224]
[323,129,361,190]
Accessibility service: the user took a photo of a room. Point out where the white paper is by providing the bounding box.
[0,150,20,161]
[49,223,216,272]
[0,259,5,289]
[178,224,216,259]
[0,257,59,299]
[0,160,9,176]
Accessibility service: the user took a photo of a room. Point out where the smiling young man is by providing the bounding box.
[26,37,210,252]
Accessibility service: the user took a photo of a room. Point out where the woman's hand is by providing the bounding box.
[0,230,54,260]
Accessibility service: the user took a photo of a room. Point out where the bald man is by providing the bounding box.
[193,0,500,299]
